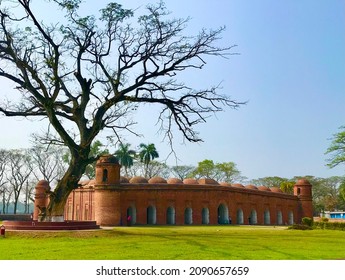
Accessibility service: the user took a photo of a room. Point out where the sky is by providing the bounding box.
[0,0,344,181]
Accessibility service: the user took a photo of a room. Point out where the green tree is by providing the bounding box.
[214,162,242,183]
[339,180,345,209]
[280,181,295,194]
[139,143,159,178]
[192,159,215,179]
[0,1,242,220]
[114,143,136,177]
[325,125,345,169]
[192,159,242,182]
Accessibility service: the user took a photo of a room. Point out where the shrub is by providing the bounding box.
[313,221,345,231]
[288,224,312,230]
[301,217,313,227]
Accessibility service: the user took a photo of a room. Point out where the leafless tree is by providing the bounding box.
[29,143,67,187]
[171,165,195,180]
[6,149,33,214]
[0,1,243,220]
[0,149,9,213]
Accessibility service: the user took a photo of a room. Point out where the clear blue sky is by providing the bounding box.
[0,0,344,180]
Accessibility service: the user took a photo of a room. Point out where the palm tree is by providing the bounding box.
[138,143,159,178]
[114,143,136,177]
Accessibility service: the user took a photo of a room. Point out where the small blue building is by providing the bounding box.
[323,211,345,219]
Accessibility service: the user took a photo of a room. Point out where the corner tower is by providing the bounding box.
[94,155,122,226]
[33,180,50,221]
[95,154,121,185]
[294,179,313,222]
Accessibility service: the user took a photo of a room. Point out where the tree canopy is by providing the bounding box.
[0,1,242,220]
[325,125,345,170]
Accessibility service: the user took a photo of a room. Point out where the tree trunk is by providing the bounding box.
[41,149,90,222]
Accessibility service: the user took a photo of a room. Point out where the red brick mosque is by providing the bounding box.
[34,155,313,227]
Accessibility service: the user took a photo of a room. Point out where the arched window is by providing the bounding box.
[102,169,108,182]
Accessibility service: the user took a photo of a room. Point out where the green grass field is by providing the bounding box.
[0,225,344,260]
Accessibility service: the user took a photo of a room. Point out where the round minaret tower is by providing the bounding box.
[294,179,313,222]
[95,154,121,185]
[94,155,122,226]
[33,180,50,221]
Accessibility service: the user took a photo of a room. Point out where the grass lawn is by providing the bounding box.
[0,225,344,260]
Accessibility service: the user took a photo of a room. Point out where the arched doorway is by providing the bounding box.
[217,203,229,224]
[126,206,136,225]
[202,208,209,224]
[166,206,175,225]
[277,210,283,225]
[236,209,244,224]
[288,211,294,225]
[249,209,257,225]
[147,205,156,225]
[184,207,193,224]
[264,209,270,225]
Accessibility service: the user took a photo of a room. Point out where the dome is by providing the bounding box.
[120,176,129,183]
[296,179,311,185]
[245,184,258,190]
[129,176,148,184]
[231,183,245,188]
[220,182,232,187]
[183,178,199,185]
[167,178,184,184]
[79,180,90,186]
[96,154,119,164]
[258,186,271,191]
[270,187,283,193]
[35,180,50,189]
[198,178,219,185]
[148,177,167,184]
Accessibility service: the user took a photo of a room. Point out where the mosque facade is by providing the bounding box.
[60,155,313,226]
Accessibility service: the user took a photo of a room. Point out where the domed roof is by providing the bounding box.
[148,177,167,184]
[96,154,119,164]
[120,176,129,183]
[129,176,148,184]
[198,178,219,185]
[79,180,90,186]
[220,182,232,187]
[183,178,199,185]
[231,183,245,188]
[245,184,258,190]
[167,178,183,184]
[35,180,50,190]
[258,186,271,191]
[270,187,283,193]
[295,179,311,185]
